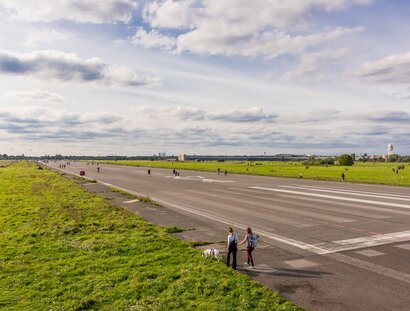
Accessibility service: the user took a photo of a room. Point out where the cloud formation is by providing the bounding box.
[133,0,369,57]
[0,108,124,141]
[132,28,176,50]
[0,50,157,87]
[350,52,410,85]
[1,106,409,154]
[5,89,65,102]
[0,0,138,23]
[23,29,72,48]
[281,48,348,82]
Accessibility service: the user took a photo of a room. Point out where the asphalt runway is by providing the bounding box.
[48,161,410,310]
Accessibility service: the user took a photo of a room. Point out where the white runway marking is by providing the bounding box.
[285,259,318,269]
[250,186,410,209]
[289,184,410,200]
[395,243,410,250]
[356,250,385,257]
[202,179,236,183]
[282,185,410,202]
[314,230,410,253]
[123,199,140,203]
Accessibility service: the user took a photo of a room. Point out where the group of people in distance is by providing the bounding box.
[300,171,346,181]
[226,227,257,270]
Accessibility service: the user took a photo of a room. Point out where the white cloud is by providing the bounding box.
[177,26,361,58]
[208,107,277,122]
[132,28,176,50]
[0,50,158,87]
[132,106,276,123]
[281,48,348,82]
[143,0,197,29]
[23,29,71,48]
[5,89,65,102]
[1,105,409,155]
[350,52,410,85]
[138,0,370,57]
[0,0,138,23]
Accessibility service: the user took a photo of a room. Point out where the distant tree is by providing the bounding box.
[319,158,335,165]
[338,154,354,166]
[387,154,399,162]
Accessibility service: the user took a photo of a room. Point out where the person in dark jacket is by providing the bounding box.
[226,227,238,269]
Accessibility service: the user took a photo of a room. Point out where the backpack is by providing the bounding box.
[249,234,259,248]
[228,234,238,251]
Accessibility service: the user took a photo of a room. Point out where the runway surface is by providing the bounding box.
[48,162,410,310]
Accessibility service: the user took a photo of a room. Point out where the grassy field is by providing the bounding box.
[96,160,410,187]
[0,162,301,311]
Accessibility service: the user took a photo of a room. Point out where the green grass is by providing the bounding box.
[0,162,301,311]
[98,160,410,187]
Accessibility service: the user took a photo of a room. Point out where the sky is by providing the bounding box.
[0,0,409,156]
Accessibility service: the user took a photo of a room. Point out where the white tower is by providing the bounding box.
[387,144,393,156]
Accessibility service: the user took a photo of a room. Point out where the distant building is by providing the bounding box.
[178,154,186,161]
[158,152,166,158]
[387,144,394,156]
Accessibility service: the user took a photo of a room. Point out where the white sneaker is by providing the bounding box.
[248,266,254,269]
[243,262,249,266]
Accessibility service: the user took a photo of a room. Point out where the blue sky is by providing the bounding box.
[0,0,409,156]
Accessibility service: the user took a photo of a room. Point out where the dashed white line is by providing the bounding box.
[282,185,410,202]
[250,186,410,209]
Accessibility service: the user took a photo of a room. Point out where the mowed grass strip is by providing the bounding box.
[97,160,410,187]
[0,162,301,311]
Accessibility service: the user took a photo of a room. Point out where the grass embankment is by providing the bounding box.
[97,160,410,187]
[0,162,301,311]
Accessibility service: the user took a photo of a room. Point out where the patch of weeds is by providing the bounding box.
[189,241,212,247]
[110,187,136,199]
[139,196,152,203]
[164,226,185,233]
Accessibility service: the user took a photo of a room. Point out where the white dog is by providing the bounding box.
[202,249,220,262]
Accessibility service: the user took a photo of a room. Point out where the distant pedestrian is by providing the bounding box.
[173,169,176,175]
[97,167,100,173]
[341,172,345,181]
[224,170,228,176]
[299,172,303,179]
[238,227,255,269]
[217,168,220,175]
[148,169,151,175]
[226,227,238,270]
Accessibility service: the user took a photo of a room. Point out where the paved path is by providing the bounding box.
[48,161,410,311]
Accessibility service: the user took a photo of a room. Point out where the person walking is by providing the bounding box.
[341,172,345,181]
[238,227,255,269]
[226,227,238,270]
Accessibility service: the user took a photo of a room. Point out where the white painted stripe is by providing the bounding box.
[123,199,140,203]
[250,186,410,209]
[289,184,410,200]
[282,185,410,202]
[315,230,410,253]
[202,179,236,183]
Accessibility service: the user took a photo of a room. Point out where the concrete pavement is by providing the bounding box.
[48,161,410,311]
